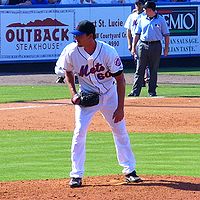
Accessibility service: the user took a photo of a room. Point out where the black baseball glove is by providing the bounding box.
[79,92,99,107]
[71,92,99,107]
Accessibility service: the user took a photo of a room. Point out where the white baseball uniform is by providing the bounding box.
[54,65,65,77]
[124,10,144,37]
[57,40,136,178]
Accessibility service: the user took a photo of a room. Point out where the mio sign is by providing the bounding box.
[158,7,198,36]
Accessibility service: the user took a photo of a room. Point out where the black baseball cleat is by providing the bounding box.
[56,76,65,84]
[69,177,82,188]
[149,93,157,97]
[125,170,143,183]
[128,92,139,97]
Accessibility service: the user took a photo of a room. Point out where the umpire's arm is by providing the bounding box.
[164,35,169,57]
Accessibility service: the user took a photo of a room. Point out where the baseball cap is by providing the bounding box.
[144,1,156,11]
[71,20,96,36]
[135,0,145,5]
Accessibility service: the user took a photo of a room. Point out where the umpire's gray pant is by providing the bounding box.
[132,41,162,96]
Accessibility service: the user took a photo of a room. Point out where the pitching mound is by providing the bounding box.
[1,175,200,200]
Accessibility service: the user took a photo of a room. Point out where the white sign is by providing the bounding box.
[0,4,199,63]
[74,6,131,57]
[0,8,75,61]
[0,5,131,62]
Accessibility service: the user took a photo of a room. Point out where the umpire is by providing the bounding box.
[129,1,170,97]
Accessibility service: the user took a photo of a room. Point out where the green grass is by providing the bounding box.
[158,67,200,76]
[0,84,200,103]
[0,85,71,103]
[0,130,199,182]
[126,84,200,97]
[125,67,200,76]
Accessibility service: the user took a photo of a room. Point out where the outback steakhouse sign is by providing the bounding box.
[6,18,69,51]
[0,8,75,61]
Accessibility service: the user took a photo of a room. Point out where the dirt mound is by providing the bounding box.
[1,175,200,200]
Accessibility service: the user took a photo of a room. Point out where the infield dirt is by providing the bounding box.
[0,98,199,133]
[0,97,200,200]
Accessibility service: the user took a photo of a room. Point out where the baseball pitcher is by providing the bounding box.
[56,20,142,188]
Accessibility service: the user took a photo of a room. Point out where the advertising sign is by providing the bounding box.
[0,3,200,63]
[157,5,200,56]
[0,6,131,62]
[0,8,75,61]
[159,7,198,36]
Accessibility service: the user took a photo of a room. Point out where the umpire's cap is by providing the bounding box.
[71,20,96,36]
[144,1,156,11]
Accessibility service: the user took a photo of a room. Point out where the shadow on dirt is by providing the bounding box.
[83,179,200,192]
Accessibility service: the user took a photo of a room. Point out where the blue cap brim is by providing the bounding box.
[70,30,85,36]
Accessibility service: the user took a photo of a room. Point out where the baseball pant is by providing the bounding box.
[132,41,162,96]
[70,85,136,178]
